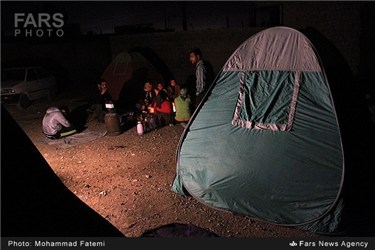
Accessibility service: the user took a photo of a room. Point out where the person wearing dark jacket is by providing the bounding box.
[188,48,214,109]
[166,79,181,103]
[88,79,112,122]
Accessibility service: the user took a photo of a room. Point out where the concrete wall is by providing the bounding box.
[109,2,363,85]
[2,2,367,93]
[110,28,263,84]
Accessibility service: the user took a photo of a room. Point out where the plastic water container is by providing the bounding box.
[137,121,144,135]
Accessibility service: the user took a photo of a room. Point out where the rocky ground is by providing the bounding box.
[3,94,317,238]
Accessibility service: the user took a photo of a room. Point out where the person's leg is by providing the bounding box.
[161,113,169,127]
[156,112,163,127]
[45,133,60,140]
[149,114,158,130]
[98,104,105,122]
[92,103,104,122]
[166,113,174,126]
[59,125,77,138]
[179,122,187,128]
[195,93,204,109]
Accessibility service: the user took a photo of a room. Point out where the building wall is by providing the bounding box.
[110,28,263,84]
[2,2,365,93]
[110,2,363,85]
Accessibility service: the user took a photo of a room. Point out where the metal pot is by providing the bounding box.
[104,112,122,136]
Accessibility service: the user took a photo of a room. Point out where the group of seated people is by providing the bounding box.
[42,78,193,140]
[140,79,192,128]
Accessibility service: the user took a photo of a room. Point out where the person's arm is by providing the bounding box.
[196,62,206,96]
[55,111,71,128]
[103,90,112,102]
[176,85,181,97]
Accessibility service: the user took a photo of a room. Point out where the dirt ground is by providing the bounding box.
[3,94,318,238]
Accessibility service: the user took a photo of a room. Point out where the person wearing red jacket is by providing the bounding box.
[154,89,173,126]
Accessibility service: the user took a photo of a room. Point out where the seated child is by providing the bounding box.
[174,88,191,126]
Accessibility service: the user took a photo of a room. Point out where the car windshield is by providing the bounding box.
[1,69,25,82]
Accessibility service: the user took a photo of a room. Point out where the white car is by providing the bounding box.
[1,66,57,109]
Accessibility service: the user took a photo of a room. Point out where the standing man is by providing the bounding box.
[188,48,213,108]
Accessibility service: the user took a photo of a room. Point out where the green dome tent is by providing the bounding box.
[172,26,345,233]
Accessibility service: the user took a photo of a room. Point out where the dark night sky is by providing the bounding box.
[1,1,255,35]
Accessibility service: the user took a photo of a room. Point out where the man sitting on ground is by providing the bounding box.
[42,106,77,140]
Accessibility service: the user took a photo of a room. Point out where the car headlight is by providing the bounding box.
[1,89,16,94]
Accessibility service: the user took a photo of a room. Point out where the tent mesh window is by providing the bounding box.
[232,70,300,131]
